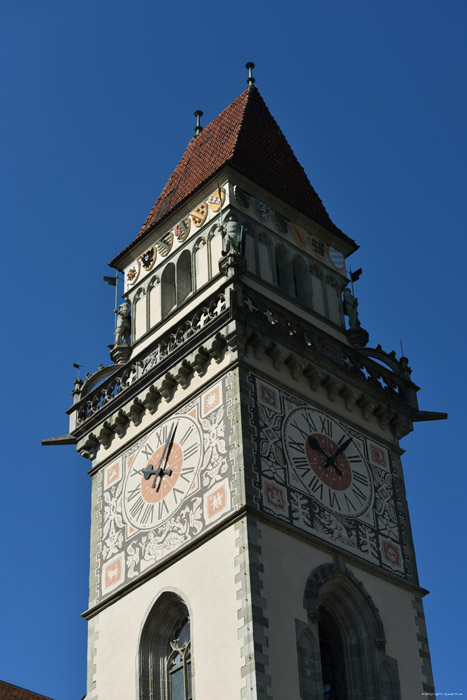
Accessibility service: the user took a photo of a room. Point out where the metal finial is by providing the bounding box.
[245,62,255,86]
[194,110,203,135]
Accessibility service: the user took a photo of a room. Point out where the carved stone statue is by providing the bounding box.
[222,216,245,256]
[343,288,360,329]
[114,303,131,345]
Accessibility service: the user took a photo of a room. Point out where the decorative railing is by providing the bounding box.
[75,290,228,426]
[239,289,416,407]
[73,281,417,431]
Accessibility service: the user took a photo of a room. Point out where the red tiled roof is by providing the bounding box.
[0,680,53,700]
[111,86,354,266]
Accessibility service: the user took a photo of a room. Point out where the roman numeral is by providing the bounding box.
[130,496,144,519]
[142,443,153,460]
[140,503,154,525]
[353,471,369,486]
[344,494,357,512]
[288,437,305,453]
[319,417,332,437]
[172,487,185,505]
[304,413,317,433]
[347,453,361,463]
[183,443,199,460]
[180,425,194,446]
[290,419,309,440]
[351,484,367,504]
[328,490,341,511]
[307,475,323,499]
[293,456,309,470]
[179,466,195,483]
[156,425,168,447]
[158,499,169,520]
[127,484,141,502]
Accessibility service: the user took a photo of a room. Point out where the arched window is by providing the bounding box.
[275,243,293,294]
[177,250,192,305]
[193,238,209,290]
[140,592,193,700]
[148,275,161,329]
[244,225,257,274]
[310,265,325,316]
[133,288,147,341]
[292,255,311,306]
[325,275,342,326]
[297,563,401,700]
[208,227,223,278]
[318,608,348,699]
[161,263,176,319]
[258,233,274,283]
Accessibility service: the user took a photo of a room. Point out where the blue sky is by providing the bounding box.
[1,1,466,697]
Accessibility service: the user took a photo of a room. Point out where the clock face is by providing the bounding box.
[123,415,203,530]
[283,407,372,517]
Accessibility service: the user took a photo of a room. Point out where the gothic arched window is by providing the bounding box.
[177,250,192,305]
[161,263,176,319]
[292,255,311,306]
[140,592,193,700]
[167,618,192,700]
[297,563,402,700]
[275,243,293,294]
[318,608,348,700]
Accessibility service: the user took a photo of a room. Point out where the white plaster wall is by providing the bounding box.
[92,524,242,700]
[348,561,427,698]
[259,523,332,700]
[259,522,427,700]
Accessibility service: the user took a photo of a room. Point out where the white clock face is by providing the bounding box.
[123,415,203,530]
[283,407,372,517]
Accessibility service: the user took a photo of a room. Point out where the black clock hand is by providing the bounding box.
[142,422,176,484]
[323,437,353,475]
[307,436,332,465]
[155,424,178,492]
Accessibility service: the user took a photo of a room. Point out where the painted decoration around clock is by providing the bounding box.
[95,375,235,604]
[249,374,414,583]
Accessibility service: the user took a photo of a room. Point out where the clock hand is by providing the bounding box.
[142,422,177,483]
[152,422,178,489]
[323,437,353,475]
[307,436,332,466]
[331,436,353,460]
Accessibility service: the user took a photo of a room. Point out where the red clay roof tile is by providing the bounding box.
[0,680,53,700]
[111,86,354,266]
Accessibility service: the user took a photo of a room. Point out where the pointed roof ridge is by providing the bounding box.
[134,87,251,242]
[111,86,354,266]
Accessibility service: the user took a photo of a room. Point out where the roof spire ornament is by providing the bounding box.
[245,62,255,86]
[194,110,203,135]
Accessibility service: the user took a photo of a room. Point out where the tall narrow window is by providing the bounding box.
[193,239,209,290]
[292,255,311,306]
[149,276,161,329]
[244,227,256,273]
[318,609,348,700]
[275,244,293,294]
[177,250,192,305]
[161,263,176,319]
[133,289,147,341]
[168,618,192,700]
[258,234,273,283]
[325,276,342,325]
[208,229,223,278]
[140,592,193,700]
[310,266,325,315]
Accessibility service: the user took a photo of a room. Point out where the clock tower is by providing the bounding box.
[49,70,445,699]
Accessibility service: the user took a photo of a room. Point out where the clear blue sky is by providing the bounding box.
[1,1,466,698]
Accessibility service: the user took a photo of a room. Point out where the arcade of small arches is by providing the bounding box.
[138,564,400,700]
[129,222,347,344]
